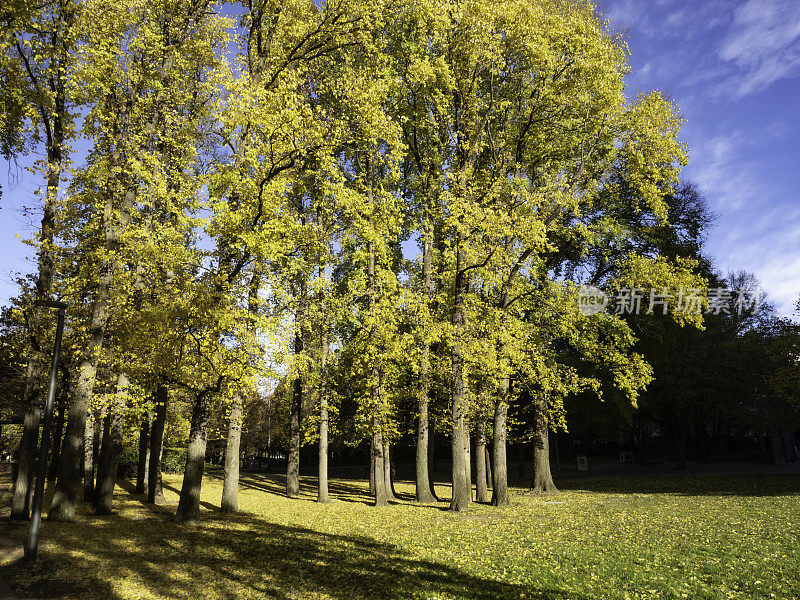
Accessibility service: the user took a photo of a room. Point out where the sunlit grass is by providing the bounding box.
[1,469,799,599]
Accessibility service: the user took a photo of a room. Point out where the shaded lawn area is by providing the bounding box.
[1,470,799,600]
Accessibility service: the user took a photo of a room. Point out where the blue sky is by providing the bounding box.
[605,0,800,315]
[2,0,799,315]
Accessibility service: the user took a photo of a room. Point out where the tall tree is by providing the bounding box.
[4,0,81,520]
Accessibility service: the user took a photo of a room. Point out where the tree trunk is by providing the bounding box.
[449,246,470,512]
[83,410,96,504]
[372,417,387,507]
[148,384,167,504]
[10,360,42,520]
[317,326,330,504]
[47,397,66,481]
[365,162,387,508]
[415,230,436,503]
[135,412,151,494]
[287,286,306,499]
[466,423,472,496]
[369,437,376,496]
[530,397,557,493]
[221,392,243,512]
[94,411,110,505]
[475,432,489,503]
[96,373,129,514]
[491,381,510,506]
[176,392,211,523]
[287,376,302,498]
[383,439,396,502]
[484,444,492,491]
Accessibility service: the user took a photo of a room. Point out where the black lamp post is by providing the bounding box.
[24,299,68,561]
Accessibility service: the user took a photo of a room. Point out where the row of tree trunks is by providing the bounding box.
[9,48,67,519]
[367,437,398,503]
[95,373,129,513]
[49,169,132,521]
[11,361,45,519]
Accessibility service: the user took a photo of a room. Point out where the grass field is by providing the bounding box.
[1,469,799,599]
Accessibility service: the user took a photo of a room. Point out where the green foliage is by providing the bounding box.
[117,444,139,478]
[160,447,188,475]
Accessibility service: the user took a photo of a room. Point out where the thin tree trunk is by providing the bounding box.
[287,284,306,499]
[369,437,376,496]
[148,384,167,504]
[82,411,95,505]
[382,439,396,502]
[415,229,436,503]
[466,422,472,498]
[94,411,110,504]
[530,397,557,493]
[475,432,489,503]
[176,391,211,523]
[135,412,151,494]
[221,392,243,512]
[372,417,387,507]
[491,380,510,506]
[317,323,330,504]
[287,377,302,498]
[449,245,470,511]
[96,373,129,514]
[47,397,66,481]
[484,444,492,491]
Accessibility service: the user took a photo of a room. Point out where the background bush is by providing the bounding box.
[118,445,187,478]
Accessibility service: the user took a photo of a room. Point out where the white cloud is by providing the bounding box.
[718,0,800,96]
[689,132,754,211]
[705,203,800,317]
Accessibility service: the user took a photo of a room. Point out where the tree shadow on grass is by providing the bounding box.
[204,471,424,507]
[1,508,589,600]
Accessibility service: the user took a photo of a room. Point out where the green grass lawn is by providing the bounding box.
[1,469,799,599]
